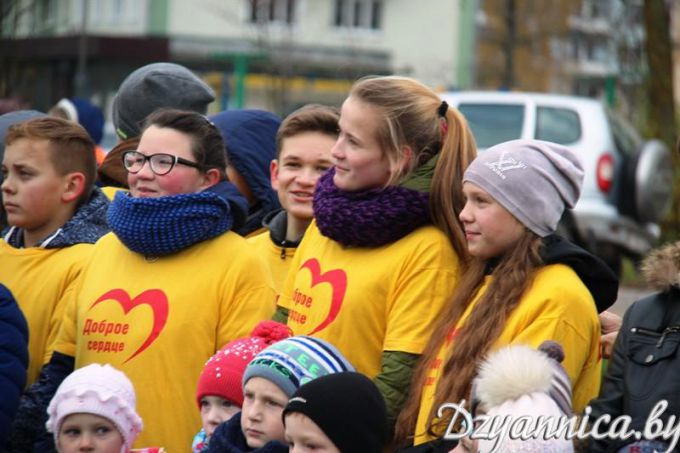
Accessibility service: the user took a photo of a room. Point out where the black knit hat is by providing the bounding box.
[282,372,387,453]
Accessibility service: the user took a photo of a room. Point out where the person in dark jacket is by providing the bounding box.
[0,283,29,449]
[211,110,282,237]
[588,241,680,452]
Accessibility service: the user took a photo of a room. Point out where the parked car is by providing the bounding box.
[441,91,673,275]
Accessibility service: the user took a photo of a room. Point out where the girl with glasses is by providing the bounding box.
[42,109,276,453]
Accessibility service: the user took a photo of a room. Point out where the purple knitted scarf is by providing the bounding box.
[313,168,431,247]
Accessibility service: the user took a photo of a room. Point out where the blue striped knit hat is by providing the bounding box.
[242,336,354,397]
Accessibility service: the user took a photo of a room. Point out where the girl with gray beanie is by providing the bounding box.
[395,139,618,449]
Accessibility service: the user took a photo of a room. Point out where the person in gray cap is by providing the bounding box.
[98,62,216,186]
[394,139,618,449]
[113,62,215,141]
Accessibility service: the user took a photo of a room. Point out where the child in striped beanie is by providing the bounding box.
[206,336,354,452]
[193,321,291,452]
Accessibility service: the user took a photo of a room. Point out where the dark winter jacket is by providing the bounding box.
[540,234,619,313]
[211,110,281,236]
[262,209,302,249]
[207,412,288,453]
[0,284,28,449]
[588,241,680,452]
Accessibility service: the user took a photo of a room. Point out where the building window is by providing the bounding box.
[334,0,383,30]
[583,0,610,19]
[249,0,296,24]
[34,0,56,31]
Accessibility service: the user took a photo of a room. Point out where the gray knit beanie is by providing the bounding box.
[112,62,215,140]
[463,139,584,237]
[242,336,354,397]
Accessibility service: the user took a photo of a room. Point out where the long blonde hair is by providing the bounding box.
[393,230,544,445]
[349,76,477,259]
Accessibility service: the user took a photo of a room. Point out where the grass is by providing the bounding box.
[620,257,646,287]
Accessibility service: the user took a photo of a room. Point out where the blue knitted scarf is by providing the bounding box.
[108,190,234,257]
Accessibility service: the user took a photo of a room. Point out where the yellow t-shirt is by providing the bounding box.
[247,230,296,295]
[53,231,276,453]
[0,240,93,384]
[101,186,126,200]
[414,264,601,444]
[278,220,460,377]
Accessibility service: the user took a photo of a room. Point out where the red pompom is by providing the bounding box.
[250,320,292,344]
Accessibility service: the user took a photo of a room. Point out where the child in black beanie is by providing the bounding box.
[282,372,387,453]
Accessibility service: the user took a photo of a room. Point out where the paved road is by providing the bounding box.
[607,286,654,317]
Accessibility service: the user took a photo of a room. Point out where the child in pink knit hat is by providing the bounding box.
[193,320,291,452]
[46,363,162,453]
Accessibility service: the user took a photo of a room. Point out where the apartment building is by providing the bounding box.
[0,0,469,115]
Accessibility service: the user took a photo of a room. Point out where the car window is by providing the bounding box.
[606,110,641,157]
[457,103,524,148]
[535,106,581,144]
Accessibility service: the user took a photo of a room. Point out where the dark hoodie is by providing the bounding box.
[207,412,288,453]
[0,284,28,449]
[540,234,619,313]
[211,110,281,236]
[204,180,250,233]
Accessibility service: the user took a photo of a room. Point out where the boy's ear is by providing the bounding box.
[270,159,280,191]
[61,172,87,203]
[201,168,221,189]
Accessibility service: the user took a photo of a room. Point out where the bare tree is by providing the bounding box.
[643,0,678,236]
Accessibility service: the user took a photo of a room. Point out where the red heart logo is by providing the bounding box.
[299,258,347,335]
[88,289,169,363]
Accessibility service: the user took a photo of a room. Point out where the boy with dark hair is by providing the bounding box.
[1,116,110,451]
[247,104,338,293]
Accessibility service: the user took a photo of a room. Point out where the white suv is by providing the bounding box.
[441,91,673,275]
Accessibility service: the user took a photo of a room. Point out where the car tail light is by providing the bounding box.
[596,153,614,193]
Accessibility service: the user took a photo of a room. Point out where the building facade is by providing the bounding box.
[1,0,468,116]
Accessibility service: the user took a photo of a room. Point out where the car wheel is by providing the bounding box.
[618,140,673,224]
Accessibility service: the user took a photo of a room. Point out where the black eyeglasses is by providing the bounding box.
[122,150,203,176]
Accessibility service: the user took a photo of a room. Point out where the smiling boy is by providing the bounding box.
[247,105,338,294]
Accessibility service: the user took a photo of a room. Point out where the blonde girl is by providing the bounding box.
[275,76,477,425]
